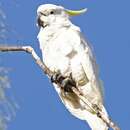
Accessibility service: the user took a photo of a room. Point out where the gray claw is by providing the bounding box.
[62,77,76,92]
[51,72,64,83]
[51,72,76,93]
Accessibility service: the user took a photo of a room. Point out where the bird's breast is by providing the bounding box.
[43,42,71,76]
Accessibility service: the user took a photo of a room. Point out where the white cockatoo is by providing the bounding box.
[37,4,109,130]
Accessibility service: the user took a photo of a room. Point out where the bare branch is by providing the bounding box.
[0,46,53,77]
[0,45,120,130]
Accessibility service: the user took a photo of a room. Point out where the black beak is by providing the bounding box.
[37,16,44,28]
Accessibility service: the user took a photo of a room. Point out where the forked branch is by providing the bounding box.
[0,45,120,130]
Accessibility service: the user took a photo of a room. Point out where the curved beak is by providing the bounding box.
[37,15,44,28]
[65,8,87,16]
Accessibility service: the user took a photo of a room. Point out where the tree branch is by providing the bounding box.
[0,45,120,130]
[0,46,53,77]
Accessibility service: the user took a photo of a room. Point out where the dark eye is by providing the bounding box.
[50,11,54,14]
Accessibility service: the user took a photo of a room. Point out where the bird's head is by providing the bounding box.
[37,4,87,28]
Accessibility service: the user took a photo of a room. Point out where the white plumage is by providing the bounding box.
[37,4,109,130]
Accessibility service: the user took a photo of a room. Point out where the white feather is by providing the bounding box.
[37,4,109,130]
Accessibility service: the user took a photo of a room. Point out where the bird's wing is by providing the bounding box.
[65,28,104,99]
[79,33,104,99]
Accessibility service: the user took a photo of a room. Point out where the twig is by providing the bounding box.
[0,45,120,130]
[0,46,53,76]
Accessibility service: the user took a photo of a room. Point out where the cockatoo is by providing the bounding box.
[37,4,109,130]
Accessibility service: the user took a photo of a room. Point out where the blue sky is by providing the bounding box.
[0,0,130,130]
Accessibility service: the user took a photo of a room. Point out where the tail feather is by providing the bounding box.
[84,106,108,130]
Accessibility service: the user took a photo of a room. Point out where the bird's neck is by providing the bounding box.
[38,19,72,40]
[37,19,80,50]
[37,20,70,50]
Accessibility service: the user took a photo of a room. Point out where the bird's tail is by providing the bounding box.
[84,105,108,130]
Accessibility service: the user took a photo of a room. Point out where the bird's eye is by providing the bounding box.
[50,11,54,14]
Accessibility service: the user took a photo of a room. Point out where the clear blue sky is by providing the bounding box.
[0,0,130,130]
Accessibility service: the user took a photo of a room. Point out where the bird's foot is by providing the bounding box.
[51,72,65,84]
[51,72,76,93]
[61,77,76,92]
